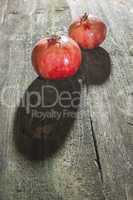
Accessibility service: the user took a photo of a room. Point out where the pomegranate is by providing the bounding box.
[69,13,107,49]
[32,35,81,80]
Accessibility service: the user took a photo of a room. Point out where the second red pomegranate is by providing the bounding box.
[69,13,107,49]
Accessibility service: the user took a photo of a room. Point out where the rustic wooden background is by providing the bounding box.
[0,0,133,199]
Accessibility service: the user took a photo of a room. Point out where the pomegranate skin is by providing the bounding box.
[32,36,82,80]
[69,14,107,49]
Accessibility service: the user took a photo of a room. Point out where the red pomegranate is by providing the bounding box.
[32,35,82,80]
[69,13,107,49]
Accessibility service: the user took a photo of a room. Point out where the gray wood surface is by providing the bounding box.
[0,0,133,200]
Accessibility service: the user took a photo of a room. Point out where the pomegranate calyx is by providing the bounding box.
[48,35,61,45]
[81,13,88,22]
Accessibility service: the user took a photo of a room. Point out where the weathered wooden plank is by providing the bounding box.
[0,0,8,24]
[0,0,105,200]
[91,0,133,199]
[67,0,133,199]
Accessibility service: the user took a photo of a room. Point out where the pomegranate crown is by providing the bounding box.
[81,13,88,21]
[47,35,61,45]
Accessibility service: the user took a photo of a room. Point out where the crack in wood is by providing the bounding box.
[8,11,19,15]
[127,122,133,126]
[89,115,104,183]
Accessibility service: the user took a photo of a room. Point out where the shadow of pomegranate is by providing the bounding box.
[13,76,81,161]
[76,47,111,86]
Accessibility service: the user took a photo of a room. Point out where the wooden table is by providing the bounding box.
[0,0,133,199]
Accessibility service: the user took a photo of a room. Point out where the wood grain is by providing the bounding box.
[67,0,133,199]
[0,0,133,199]
[0,0,105,200]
